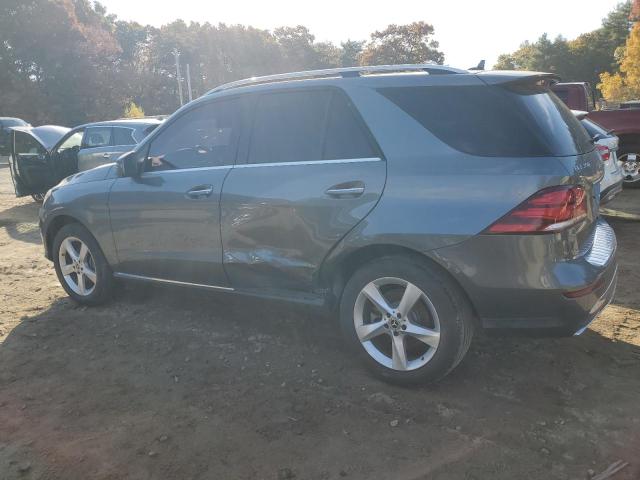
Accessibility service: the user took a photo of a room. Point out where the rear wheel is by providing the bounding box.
[52,223,113,305]
[620,152,640,187]
[339,256,473,385]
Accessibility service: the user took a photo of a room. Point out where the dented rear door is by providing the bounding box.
[220,87,386,293]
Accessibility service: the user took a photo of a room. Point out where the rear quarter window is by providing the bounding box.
[379,84,593,157]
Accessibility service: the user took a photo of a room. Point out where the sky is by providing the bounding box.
[99,0,624,68]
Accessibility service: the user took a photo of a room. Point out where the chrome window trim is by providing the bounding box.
[236,157,382,169]
[139,157,381,176]
[141,164,232,177]
[113,272,234,291]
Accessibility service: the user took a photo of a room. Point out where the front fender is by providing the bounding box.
[39,174,118,265]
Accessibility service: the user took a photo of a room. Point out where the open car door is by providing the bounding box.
[8,126,70,198]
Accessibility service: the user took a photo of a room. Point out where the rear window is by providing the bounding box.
[379,83,593,157]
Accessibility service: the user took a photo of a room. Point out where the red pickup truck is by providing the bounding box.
[551,82,640,186]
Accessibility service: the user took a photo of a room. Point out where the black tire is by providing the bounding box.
[52,223,113,305]
[339,256,473,385]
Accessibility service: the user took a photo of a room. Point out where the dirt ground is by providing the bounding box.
[0,165,639,480]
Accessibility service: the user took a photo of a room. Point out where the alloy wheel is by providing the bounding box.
[353,277,441,371]
[620,153,640,184]
[58,236,97,296]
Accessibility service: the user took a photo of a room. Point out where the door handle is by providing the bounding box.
[325,181,365,198]
[185,185,214,199]
[102,153,111,158]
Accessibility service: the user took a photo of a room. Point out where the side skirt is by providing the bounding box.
[112,272,328,307]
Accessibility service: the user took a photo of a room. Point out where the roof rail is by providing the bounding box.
[207,63,467,95]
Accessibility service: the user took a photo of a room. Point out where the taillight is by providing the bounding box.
[485,185,588,234]
[596,144,610,162]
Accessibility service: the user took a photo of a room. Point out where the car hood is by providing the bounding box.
[57,163,118,188]
[10,125,70,151]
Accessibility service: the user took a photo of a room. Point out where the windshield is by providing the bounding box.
[57,131,83,153]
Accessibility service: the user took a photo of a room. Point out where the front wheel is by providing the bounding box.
[339,256,473,385]
[32,193,46,203]
[52,223,113,305]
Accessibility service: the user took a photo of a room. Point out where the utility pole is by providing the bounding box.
[186,63,193,102]
[173,48,184,107]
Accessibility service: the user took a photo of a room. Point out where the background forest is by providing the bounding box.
[1,0,638,126]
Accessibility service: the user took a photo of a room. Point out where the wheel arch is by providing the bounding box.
[44,214,89,260]
[321,243,479,325]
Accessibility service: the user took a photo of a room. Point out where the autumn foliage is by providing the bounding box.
[599,19,640,102]
[0,1,444,126]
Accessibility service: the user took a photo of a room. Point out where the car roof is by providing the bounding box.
[10,125,71,150]
[204,65,560,98]
[75,119,162,129]
[0,117,30,126]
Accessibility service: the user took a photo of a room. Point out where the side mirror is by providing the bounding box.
[118,151,142,178]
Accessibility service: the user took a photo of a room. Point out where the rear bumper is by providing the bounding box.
[433,219,617,336]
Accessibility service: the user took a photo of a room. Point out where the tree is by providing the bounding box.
[123,102,145,118]
[340,40,365,67]
[273,26,320,71]
[360,22,444,66]
[494,2,632,88]
[599,23,640,101]
[0,0,125,125]
[494,34,572,75]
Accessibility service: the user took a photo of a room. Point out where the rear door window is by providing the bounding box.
[247,89,377,164]
[379,83,593,157]
[248,90,330,164]
[324,92,378,160]
[82,127,112,148]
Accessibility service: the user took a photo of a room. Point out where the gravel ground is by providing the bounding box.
[1,165,639,480]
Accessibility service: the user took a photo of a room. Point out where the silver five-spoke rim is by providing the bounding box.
[58,236,97,296]
[620,153,640,183]
[354,277,440,371]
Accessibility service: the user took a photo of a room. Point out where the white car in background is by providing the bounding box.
[574,111,624,205]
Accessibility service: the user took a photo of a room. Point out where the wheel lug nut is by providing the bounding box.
[401,325,407,330]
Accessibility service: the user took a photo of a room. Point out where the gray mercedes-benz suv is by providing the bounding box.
[38,64,617,384]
